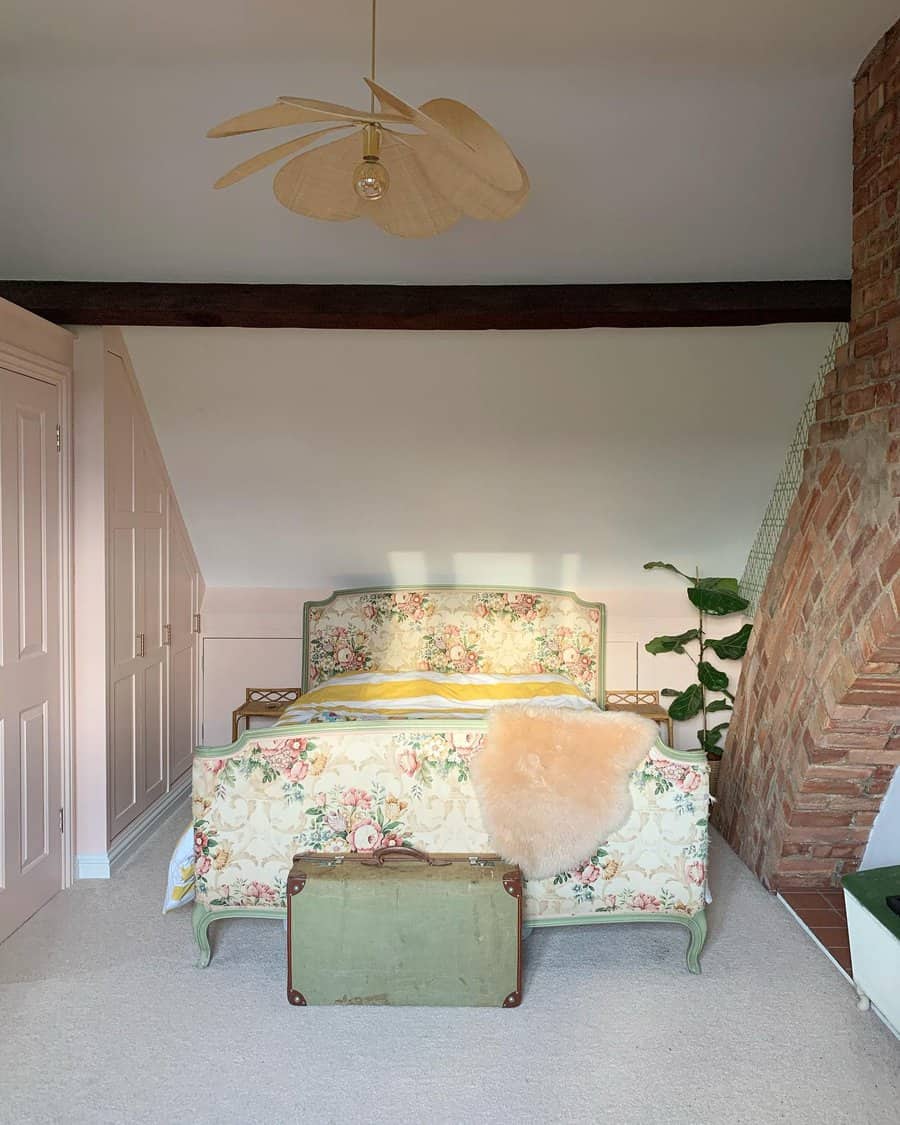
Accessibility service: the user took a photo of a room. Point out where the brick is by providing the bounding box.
[845,385,878,414]
[854,326,890,358]
[790,812,854,827]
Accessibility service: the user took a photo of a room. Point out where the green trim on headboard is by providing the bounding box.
[301,585,606,706]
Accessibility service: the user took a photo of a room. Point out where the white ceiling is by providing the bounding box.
[123,322,838,590]
[2,2,896,283]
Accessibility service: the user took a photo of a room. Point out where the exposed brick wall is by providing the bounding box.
[715,19,900,890]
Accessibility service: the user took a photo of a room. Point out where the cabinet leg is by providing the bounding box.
[856,987,870,1012]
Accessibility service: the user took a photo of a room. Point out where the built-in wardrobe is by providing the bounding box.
[104,337,203,843]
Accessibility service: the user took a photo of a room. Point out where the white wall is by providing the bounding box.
[862,770,900,871]
[125,323,838,590]
[115,323,836,751]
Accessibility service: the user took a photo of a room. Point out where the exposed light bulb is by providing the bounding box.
[353,155,390,201]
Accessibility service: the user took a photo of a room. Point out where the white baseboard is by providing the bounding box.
[75,854,111,879]
[76,771,191,880]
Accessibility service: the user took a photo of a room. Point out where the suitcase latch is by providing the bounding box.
[468,856,496,867]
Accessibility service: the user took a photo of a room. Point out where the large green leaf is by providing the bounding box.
[667,683,703,721]
[696,576,739,592]
[704,623,753,661]
[698,722,731,754]
[661,688,680,697]
[645,629,700,655]
[698,661,730,692]
[643,561,692,581]
[688,585,749,616]
[697,727,723,752]
[705,698,733,713]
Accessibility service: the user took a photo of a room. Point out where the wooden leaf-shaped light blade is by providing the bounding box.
[273,132,363,221]
[395,132,529,221]
[365,133,460,239]
[277,96,410,126]
[207,103,336,138]
[214,126,352,189]
[365,79,523,192]
[421,98,525,187]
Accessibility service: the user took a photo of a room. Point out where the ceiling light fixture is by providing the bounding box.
[207,0,529,238]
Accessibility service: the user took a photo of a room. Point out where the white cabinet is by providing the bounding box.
[105,344,201,844]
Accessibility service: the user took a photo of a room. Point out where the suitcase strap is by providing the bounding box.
[360,846,452,867]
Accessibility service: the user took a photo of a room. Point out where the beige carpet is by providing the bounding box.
[1,803,898,1125]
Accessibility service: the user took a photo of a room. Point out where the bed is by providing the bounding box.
[191,586,709,971]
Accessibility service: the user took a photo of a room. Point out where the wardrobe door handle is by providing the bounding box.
[136,633,145,658]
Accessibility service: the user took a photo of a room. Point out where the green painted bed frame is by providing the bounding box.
[192,585,708,974]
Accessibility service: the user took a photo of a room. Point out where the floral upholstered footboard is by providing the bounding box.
[192,720,709,972]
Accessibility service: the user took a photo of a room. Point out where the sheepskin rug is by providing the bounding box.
[471,704,659,879]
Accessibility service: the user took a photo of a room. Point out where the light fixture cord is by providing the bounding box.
[369,0,377,113]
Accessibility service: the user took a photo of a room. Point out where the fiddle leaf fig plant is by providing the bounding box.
[643,561,752,758]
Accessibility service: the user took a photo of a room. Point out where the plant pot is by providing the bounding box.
[707,754,722,798]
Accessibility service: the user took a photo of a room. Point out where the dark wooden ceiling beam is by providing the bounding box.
[0,279,850,330]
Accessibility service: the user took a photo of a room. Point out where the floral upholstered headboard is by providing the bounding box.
[302,587,606,705]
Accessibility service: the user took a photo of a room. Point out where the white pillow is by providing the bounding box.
[162,824,195,913]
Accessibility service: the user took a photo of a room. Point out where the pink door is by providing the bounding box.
[0,367,62,943]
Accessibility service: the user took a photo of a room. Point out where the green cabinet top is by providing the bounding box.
[842,865,900,942]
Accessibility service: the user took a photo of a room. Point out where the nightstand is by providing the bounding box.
[605,689,674,747]
[232,687,302,741]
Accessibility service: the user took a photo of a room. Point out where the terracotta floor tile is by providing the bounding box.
[782,891,830,910]
[796,907,843,930]
[811,926,851,948]
[832,950,853,974]
[819,891,847,913]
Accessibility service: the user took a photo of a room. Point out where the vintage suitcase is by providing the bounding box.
[287,846,522,1007]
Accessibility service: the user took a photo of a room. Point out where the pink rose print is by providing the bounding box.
[196,855,211,877]
[579,863,601,885]
[289,759,309,781]
[448,643,465,663]
[194,831,208,854]
[350,820,383,852]
[381,832,404,849]
[475,602,488,617]
[686,861,706,886]
[244,881,277,905]
[530,661,545,674]
[680,769,702,794]
[603,894,617,910]
[341,787,372,809]
[589,608,600,623]
[282,737,308,756]
[210,759,226,775]
[630,893,661,912]
[363,603,376,618]
[335,646,353,667]
[398,750,420,777]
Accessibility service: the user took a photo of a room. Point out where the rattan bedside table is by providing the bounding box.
[232,688,302,741]
[605,690,674,747]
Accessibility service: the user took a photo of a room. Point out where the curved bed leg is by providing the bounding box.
[193,904,213,968]
[685,909,708,975]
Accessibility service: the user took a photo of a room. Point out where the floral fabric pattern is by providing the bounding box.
[304,588,604,702]
[194,723,708,923]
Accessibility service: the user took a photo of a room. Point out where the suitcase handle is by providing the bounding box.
[363,846,450,866]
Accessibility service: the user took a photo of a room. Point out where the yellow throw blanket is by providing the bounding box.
[472,705,659,879]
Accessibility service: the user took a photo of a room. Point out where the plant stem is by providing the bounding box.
[697,566,707,752]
